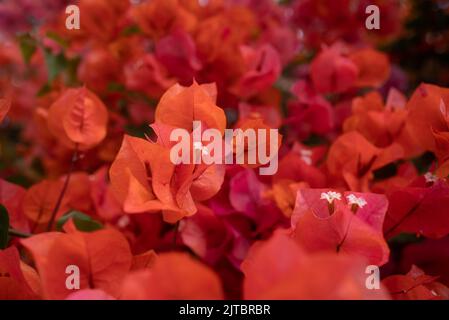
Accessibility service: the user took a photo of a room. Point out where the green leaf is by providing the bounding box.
[43,48,67,82]
[18,33,37,64]
[0,204,10,249]
[56,210,103,232]
[46,31,69,48]
[36,83,52,97]
[388,232,422,247]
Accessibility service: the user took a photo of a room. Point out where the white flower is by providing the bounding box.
[117,215,130,228]
[346,194,367,208]
[300,149,313,165]
[424,172,438,183]
[320,191,342,204]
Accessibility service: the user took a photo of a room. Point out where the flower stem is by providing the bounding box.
[46,146,79,231]
[8,228,32,238]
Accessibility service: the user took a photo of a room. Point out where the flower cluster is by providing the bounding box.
[1,0,449,300]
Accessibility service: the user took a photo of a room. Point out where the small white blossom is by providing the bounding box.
[320,191,342,204]
[424,172,438,183]
[117,215,130,228]
[300,149,313,165]
[346,194,367,208]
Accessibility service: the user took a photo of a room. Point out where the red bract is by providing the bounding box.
[384,178,449,239]
[1,0,448,302]
[124,54,175,98]
[310,46,358,94]
[286,80,335,139]
[180,204,234,265]
[242,231,389,299]
[155,30,202,85]
[344,90,421,157]
[349,48,391,88]
[291,189,390,266]
[130,0,196,40]
[327,131,403,191]
[383,265,449,300]
[274,143,327,189]
[0,179,29,232]
[407,83,449,152]
[231,44,281,98]
[0,246,40,300]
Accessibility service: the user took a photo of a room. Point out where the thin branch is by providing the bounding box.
[8,228,32,238]
[46,146,79,231]
[173,220,180,247]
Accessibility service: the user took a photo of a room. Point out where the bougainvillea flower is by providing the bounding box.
[327,131,403,191]
[228,168,286,235]
[371,162,418,194]
[238,102,282,129]
[110,127,225,223]
[130,0,196,40]
[89,167,123,222]
[384,178,449,239]
[179,204,234,265]
[21,228,132,299]
[232,117,282,171]
[344,90,421,157]
[194,5,256,73]
[400,238,449,287]
[155,30,202,85]
[22,179,67,232]
[1,0,449,302]
[291,189,390,266]
[383,265,449,300]
[406,83,449,152]
[47,87,108,150]
[155,81,226,134]
[77,48,120,93]
[274,143,327,188]
[230,44,281,98]
[242,231,389,299]
[310,46,358,94]
[285,80,335,139]
[432,128,449,177]
[124,54,176,98]
[0,179,29,232]
[0,246,41,300]
[109,134,181,220]
[349,48,391,88]
[22,172,94,232]
[77,0,128,42]
[120,252,224,299]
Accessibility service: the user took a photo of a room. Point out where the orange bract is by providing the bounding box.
[21,229,132,299]
[120,252,224,299]
[242,231,389,299]
[349,48,391,88]
[155,81,226,134]
[47,87,108,151]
